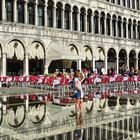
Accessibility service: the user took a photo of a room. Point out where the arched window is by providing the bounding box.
[87,9,92,33]
[100,12,105,35]
[94,11,99,34]
[47,0,53,27]
[128,19,132,39]
[38,0,44,26]
[122,0,126,6]
[0,1,2,20]
[28,0,34,25]
[133,21,136,39]
[17,0,24,23]
[111,0,115,3]
[80,8,85,32]
[72,6,78,31]
[127,0,130,8]
[118,17,122,37]
[132,0,135,9]
[65,4,70,30]
[56,2,62,28]
[138,22,140,40]
[137,0,140,10]
[6,0,13,22]
[118,0,121,5]
[106,14,110,35]
[112,15,116,36]
[123,19,127,38]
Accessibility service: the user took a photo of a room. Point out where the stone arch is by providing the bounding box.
[29,41,45,59]
[96,46,105,61]
[129,49,136,68]
[6,39,25,60]
[119,49,127,69]
[69,44,79,55]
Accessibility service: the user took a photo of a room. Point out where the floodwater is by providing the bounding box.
[0,87,140,140]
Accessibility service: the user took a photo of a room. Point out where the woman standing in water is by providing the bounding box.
[73,70,85,113]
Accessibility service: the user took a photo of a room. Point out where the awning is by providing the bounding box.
[47,43,84,61]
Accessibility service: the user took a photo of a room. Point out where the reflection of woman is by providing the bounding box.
[73,70,85,113]
[74,128,83,140]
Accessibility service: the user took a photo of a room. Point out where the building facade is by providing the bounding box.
[0,0,140,76]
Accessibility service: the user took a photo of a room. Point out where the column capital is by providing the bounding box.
[24,0,29,3]
[2,52,7,56]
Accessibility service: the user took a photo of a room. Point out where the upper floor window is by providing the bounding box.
[47,0,53,27]
[28,0,35,25]
[106,14,111,35]
[132,0,135,9]
[127,0,130,8]
[118,0,121,5]
[72,6,78,31]
[137,0,140,10]
[38,0,44,26]
[0,1,2,20]
[6,0,13,22]
[111,0,115,3]
[56,2,62,29]
[80,8,85,32]
[17,0,24,23]
[94,11,99,34]
[65,4,71,30]
[122,0,126,6]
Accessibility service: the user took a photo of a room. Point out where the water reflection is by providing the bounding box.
[74,112,84,140]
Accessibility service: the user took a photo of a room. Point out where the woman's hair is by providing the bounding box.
[74,70,80,78]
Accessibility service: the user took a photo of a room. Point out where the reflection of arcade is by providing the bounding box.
[29,94,46,124]
[6,96,26,128]
[74,112,83,140]
[0,94,46,128]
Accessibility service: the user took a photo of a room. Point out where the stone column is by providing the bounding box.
[85,128,88,140]
[105,124,108,140]
[126,22,128,39]
[116,56,119,74]
[24,0,28,24]
[1,53,6,76]
[135,0,137,9]
[77,12,80,31]
[70,10,73,31]
[104,17,106,35]
[53,4,56,28]
[121,21,123,37]
[92,57,96,72]
[105,56,108,74]
[131,24,133,39]
[115,20,118,37]
[70,131,74,140]
[98,16,100,34]
[44,59,51,75]
[44,2,47,26]
[136,24,138,39]
[54,135,58,140]
[136,58,138,70]
[91,14,93,33]
[77,60,82,72]
[23,54,29,76]
[35,0,38,26]
[130,0,132,8]
[110,17,112,36]
[91,127,95,139]
[127,57,129,70]
[61,6,65,29]
[13,0,17,22]
[85,12,87,32]
[62,134,66,140]
[2,0,6,21]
